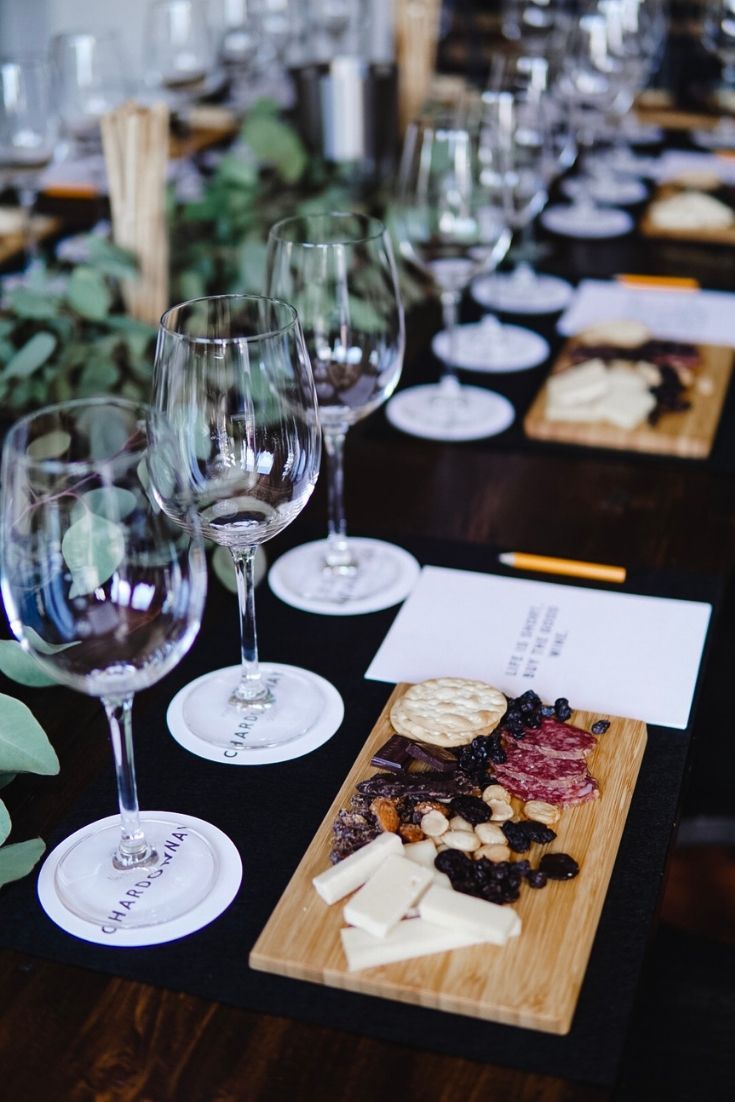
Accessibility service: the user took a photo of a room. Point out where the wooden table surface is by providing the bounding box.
[2,162,735,1101]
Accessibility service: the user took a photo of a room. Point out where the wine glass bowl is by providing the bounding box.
[0,398,239,942]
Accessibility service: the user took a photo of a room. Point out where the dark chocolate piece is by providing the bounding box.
[405,740,458,773]
[370,734,415,773]
[357,771,477,800]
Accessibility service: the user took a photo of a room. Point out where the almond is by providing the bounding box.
[370,796,400,833]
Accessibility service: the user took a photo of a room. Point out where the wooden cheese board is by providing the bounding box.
[524,339,733,458]
[640,184,735,246]
[250,683,647,1036]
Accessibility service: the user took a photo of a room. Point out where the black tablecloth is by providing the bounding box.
[0,537,721,1087]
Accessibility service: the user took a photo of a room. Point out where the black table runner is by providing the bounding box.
[0,537,721,1087]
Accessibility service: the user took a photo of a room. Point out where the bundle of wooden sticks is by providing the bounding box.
[101,102,170,325]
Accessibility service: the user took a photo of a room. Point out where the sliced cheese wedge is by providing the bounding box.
[418,884,521,944]
[312,831,402,905]
[546,359,609,406]
[340,918,490,972]
[402,839,438,868]
[343,855,433,938]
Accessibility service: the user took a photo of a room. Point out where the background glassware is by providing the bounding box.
[471,70,573,317]
[0,56,58,267]
[150,293,331,750]
[265,211,417,613]
[51,32,129,155]
[388,110,515,440]
[0,398,216,933]
[542,11,635,238]
[145,0,219,109]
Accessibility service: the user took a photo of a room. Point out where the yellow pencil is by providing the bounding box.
[498,552,627,584]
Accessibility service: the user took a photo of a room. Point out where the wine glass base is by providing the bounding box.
[386,385,515,442]
[561,176,648,206]
[432,322,549,373]
[268,537,421,616]
[472,273,573,316]
[167,663,344,763]
[37,812,242,947]
[541,204,634,239]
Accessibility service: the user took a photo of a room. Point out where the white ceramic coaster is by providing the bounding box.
[472,272,573,316]
[561,176,648,206]
[541,204,634,239]
[37,812,242,947]
[432,321,549,373]
[268,538,421,616]
[691,123,735,150]
[618,121,664,145]
[386,385,515,442]
[167,664,344,764]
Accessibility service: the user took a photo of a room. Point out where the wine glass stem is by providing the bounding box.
[17,185,40,270]
[231,546,272,705]
[103,694,156,869]
[324,428,356,570]
[439,291,461,395]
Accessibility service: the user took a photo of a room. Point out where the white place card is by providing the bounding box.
[557,278,735,349]
[365,566,712,730]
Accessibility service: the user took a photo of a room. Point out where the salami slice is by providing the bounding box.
[516,717,597,759]
[493,768,599,805]
[498,743,589,782]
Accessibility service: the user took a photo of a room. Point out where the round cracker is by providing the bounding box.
[390,677,507,748]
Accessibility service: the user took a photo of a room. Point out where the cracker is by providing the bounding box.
[390,677,507,748]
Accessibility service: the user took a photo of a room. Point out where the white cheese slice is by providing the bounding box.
[418,884,521,944]
[546,359,609,406]
[545,398,604,422]
[596,387,656,430]
[343,855,433,938]
[402,839,438,868]
[577,320,650,348]
[340,918,489,971]
[649,191,735,230]
[312,831,402,905]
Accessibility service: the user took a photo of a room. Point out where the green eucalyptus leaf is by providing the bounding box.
[241,114,307,184]
[347,295,385,333]
[0,773,17,789]
[6,287,61,319]
[0,694,59,775]
[0,838,46,888]
[85,236,139,278]
[67,266,112,320]
[104,315,157,338]
[0,641,58,687]
[212,544,238,593]
[4,331,57,379]
[72,486,138,523]
[218,152,258,189]
[0,317,15,337]
[84,406,130,459]
[0,337,15,361]
[77,358,120,396]
[23,627,79,655]
[8,379,32,410]
[27,429,71,460]
[0,799,11,845]
[238,237,267,293]
[61,512,125,597]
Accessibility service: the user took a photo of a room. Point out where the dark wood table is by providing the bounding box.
[2,184,735,1102]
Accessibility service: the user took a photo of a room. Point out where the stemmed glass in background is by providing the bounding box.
[387,110,515,441]
[0,398,241,943]
[0,57,58,268]
[145,0,220,112]
[51,32,129,155]
[265,212,419,615]
[473,52,574,316]
[698,0,735,145]
[150,294,343,753]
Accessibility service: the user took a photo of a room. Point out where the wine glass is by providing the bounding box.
[51,32,129,155]
[473,53,574,315]
[145,0,219,110]
[542,11,635,238]
[699,0,735,144]
[387,110,515,441]
[0,57,58,268]
[0,398,240,944]
[149,293,343,753]
[265,212,420,615]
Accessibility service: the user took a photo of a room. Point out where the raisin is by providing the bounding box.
[591,720,610,735]
[450,795,492,824]
[527,870,548,889]
[501,821,532,853]
[435,849,473,877]
[522,821,557,845]
[554,697,572,721]
[539,852,579,880]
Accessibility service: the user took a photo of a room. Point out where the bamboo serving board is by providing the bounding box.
[640,186,735,246]
[250,684,647,1035]
[524,340,733,458]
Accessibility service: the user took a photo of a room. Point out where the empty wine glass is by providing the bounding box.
[699,0,735,143]
[0,57,58,267]
[150,294,343,753]
[387,110,515,441]
[51,32,129,154]
[0,398,242,944]
[265,212,420,615]
[145,0,220,110]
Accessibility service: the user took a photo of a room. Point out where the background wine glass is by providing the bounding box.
[265,212,420,615]
[51,32,129,156]
[150,293,343,753]
[0,56,58,268]
[145,0,219,112]
[0,398,238,943]
[387,110,515,441]
[475,52,574,315]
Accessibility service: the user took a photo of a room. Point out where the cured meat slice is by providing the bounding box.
[515,717,597,759]
[498,743,589,782]
[493,768,599,805]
